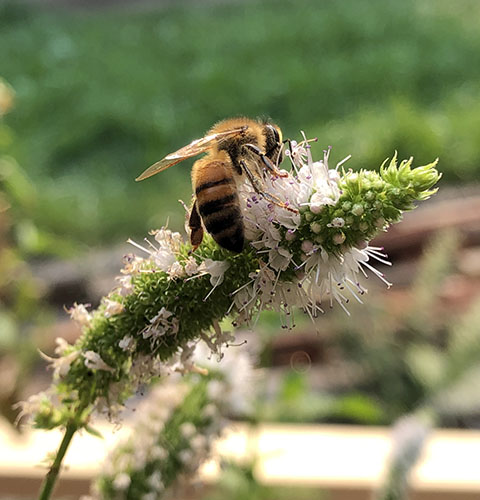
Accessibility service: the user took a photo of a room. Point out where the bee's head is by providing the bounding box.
[263,123,283,166]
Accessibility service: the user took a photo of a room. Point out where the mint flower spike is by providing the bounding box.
[23,136,439,500]
[21,137,439,500]
[236,141,441,319]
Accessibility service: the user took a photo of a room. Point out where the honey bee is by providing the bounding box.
[136,117,295,253]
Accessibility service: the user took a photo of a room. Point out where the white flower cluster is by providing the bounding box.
[122,229,236,355]
[65,302,92,328]
[89,380,189,500]
[127,229,232,295]
[235,139,391,320]
[39,337,80,379]
[127,229,200,279]
[89,346,256,500]
[26,223,236,423]
[194,339,258,416]
[141,307,179,345]
[96,341,210,422]
[14,391,54,426]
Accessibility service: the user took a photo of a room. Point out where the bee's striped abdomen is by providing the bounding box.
[193,159,244,253]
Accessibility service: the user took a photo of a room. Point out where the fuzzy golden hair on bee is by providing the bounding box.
[136,117,295,253]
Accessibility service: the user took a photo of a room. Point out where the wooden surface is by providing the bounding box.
[1,421,480,499]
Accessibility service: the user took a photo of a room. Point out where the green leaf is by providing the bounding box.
[85,425,104,439]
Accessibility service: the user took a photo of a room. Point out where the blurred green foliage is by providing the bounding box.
[0,81,53,424]
[258,370,387,425]
[1,0,480,246]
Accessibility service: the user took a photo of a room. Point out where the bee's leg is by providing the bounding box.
[188,200,204,252]
[242,143,288,178]
[240,160,298,214]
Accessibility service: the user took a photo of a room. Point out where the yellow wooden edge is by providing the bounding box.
[1,420,480,493]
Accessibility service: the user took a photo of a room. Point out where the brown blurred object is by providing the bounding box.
[373,192,480,260]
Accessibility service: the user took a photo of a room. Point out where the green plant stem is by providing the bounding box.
[38,420,78,500]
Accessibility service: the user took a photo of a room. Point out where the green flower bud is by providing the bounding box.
[352,203,364,216]
[345,215,354,225]
[411,160,441,193]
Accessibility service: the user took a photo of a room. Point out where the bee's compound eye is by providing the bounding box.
[266,124,280,143]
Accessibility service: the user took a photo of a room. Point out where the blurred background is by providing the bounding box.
[1,0,480,498]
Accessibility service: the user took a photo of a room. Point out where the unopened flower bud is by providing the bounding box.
[310,202,324,214]
[352,204,364,216]
[375,217,385,228]
[333,232,346,245]
[285,230,296,241]
[301,240,314,253]
[345,216,354,225]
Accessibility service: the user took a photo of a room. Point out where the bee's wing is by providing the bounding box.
[135,126,247,181]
